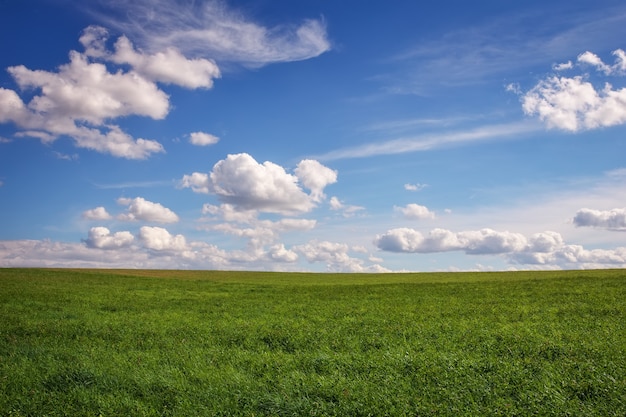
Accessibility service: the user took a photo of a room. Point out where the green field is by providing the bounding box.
[1,268,625,416]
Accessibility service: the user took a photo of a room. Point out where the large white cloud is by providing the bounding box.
[181,153,336,214]
[85,226,134,249]
[573,208,626,230]
[0,25,225,159]
[117,197,179,223]
[522,48,626,131]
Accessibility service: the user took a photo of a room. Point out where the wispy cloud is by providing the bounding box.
[315,121,541,161]
[92,180,175,189]
[86,0,331,67]
[384,5,626,93]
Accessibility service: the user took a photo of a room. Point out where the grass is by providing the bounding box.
[0,268,625,416]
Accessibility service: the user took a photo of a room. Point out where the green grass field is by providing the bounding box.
[1,268,625,416]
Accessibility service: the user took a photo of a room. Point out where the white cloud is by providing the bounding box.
[180,172,210,194]
[0,39,169,158]
[82,206,112,221]
[268,244,299,263]
[92,0,331,67]
[553,61,573,71]
[577,49,626,75]
[394,203,435,220]
[316,121,540,161]
[80,26,220,89]
[139,226,187,251]
[329,196,365,217]
[374,227,526,254]
[404,183,428,192]
[182,153,335,214]
[189,131,220,146]
[522,48,626,132]
[573,208,626,230]
[85,226,134,249]
[8,52,170,123]
[294,159,337,202]
[117,197,179,223]
[375,226,626,269]
[522,75,626,131]
[0,24,226,159]
[294,240,389,272]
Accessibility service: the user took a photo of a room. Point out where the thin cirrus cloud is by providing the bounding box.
[315,121,541,161]
[87,0,331,67]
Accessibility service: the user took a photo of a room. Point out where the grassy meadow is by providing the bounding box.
[0,268,625,416]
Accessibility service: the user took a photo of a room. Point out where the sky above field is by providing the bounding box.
[1,0,626,272]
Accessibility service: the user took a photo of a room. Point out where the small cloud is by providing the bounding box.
[53,151,79,161]
[505,82,522,95]
[404,183,428,192]
[552,61,573,71]
[189,131,220,146]
[394,203,435,220]
[0,137,11,143]
[82,206,112,221]
[117,197,179,223]
[329,196,364,217]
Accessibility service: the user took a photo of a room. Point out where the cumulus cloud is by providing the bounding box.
[375,226,626,269]
[573,208,626,230]
[82,206,112,221]
[181,153,335,214]
[294,159,337,202]
[374,227,526,254]
[117,197,179,223]
[189,131,220,146]
[294,240,389,272]
[0,24,225,159]
[138,226,187,251]
[521,48,626,131]
[87,29,221,89]
[91,0,331,67]
[394,203,435,220]
[0,33,174,158]
[85,226,134,249]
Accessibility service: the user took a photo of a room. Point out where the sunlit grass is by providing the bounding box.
[1,268,625,416]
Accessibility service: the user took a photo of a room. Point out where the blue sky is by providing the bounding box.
[1,0,626,271]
